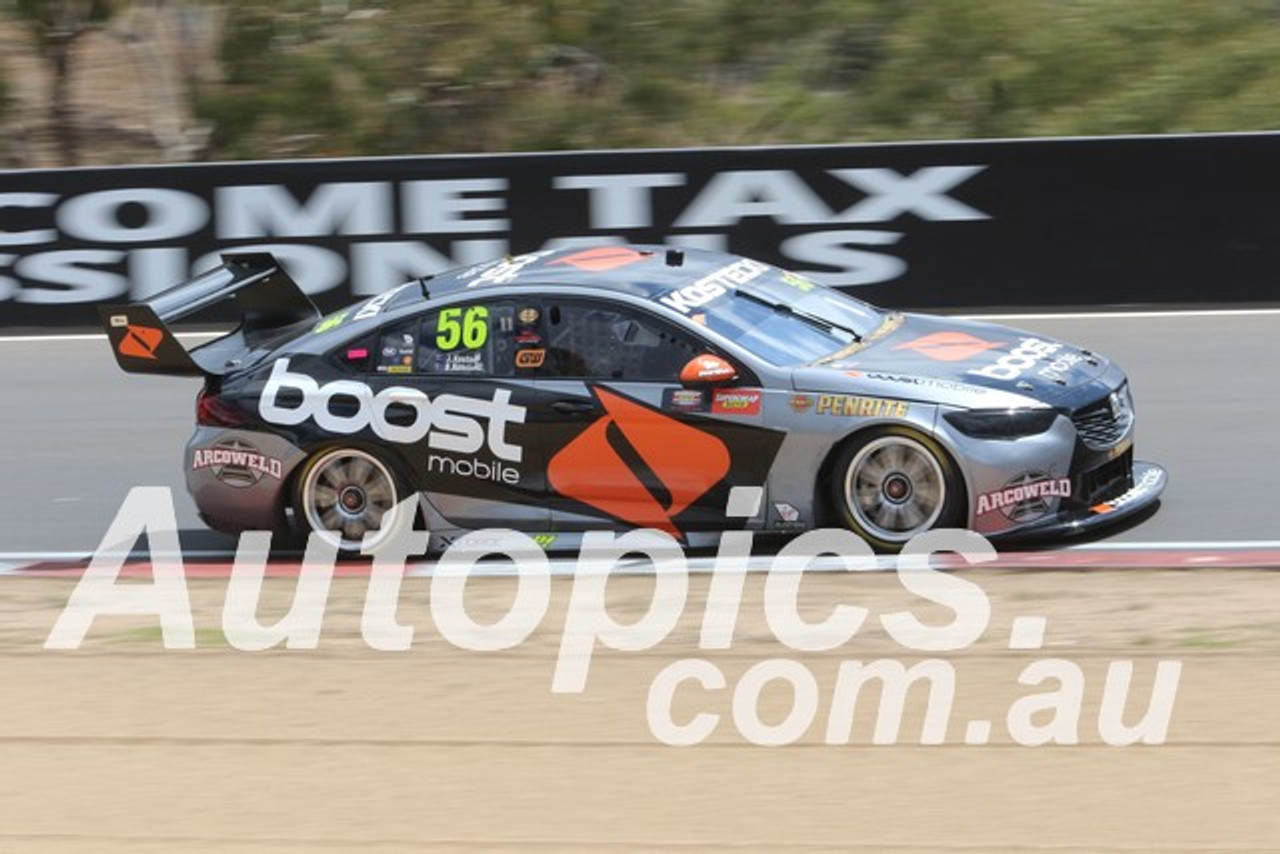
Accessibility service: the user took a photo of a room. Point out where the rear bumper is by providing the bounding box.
[990,461,1166,544]
[186,427,307,535]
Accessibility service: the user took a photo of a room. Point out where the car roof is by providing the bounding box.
[423,244,747,303]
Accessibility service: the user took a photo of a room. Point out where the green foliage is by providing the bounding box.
[185,0,1280,159]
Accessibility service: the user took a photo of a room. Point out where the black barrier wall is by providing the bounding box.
[2,132,1279,327]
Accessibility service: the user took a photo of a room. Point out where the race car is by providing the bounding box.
[100,245,1165,554]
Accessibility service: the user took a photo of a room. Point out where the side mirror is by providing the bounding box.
[680,353,738,388]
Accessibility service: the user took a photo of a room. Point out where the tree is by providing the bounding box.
[13,0,118,165]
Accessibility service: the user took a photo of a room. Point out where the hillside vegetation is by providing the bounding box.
[4,0,1280,165]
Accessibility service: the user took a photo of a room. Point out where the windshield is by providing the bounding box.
[679,267,883,366]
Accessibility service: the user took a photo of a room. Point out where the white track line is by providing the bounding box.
[962,308,1280,321]
[3,541,1276,561]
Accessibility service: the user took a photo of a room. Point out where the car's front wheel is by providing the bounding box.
[831,428,963,551]
[294,447,417,556]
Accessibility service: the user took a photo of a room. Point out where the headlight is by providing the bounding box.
[943,408,1059,440]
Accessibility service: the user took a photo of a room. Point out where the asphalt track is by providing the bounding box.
[2,311,1278,559]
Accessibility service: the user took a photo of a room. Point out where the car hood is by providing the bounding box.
[794,313,1112,405]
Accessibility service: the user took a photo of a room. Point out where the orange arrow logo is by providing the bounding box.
[547,387,730,536]
[118,325,163,360]
[550,247,650,272]
[894,331,1003,362]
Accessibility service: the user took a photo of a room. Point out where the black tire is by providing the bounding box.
[829,427,964,552]
[292,446,418,556]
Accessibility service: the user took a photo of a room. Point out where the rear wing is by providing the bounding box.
[98,252,320,377]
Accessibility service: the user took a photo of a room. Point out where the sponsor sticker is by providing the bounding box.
[789,394,813,412]
[711,389,762,416]
[313,311,347,334]
[118,324,163,360]
[663,388,707,413]
[109,314,127,328]
[463,250,555,287]
[771,501,804,530]
[259,357,526,460]
[1092,466,1161,514]
[515,349,546,369]
[191,438,284,487]
[353,282,413,321]
[658,258,768,314]
[814,394,909,418]
[977,472,1072,521]
[865,372,988,395]
[433,351,487,373]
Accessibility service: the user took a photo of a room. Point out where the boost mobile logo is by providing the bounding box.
[259,358,526,460]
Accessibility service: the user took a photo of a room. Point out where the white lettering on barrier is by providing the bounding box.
[0,166,991,304]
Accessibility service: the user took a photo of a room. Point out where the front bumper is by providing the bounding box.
[990,461,1167,544]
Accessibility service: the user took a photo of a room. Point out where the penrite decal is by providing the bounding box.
[894,331,1003,363]
[118,324,163,360]
[546,387,730,537]
[814,394,909,418]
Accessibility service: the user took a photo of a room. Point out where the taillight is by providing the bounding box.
[196,388,247,427]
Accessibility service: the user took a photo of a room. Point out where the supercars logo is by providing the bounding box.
[894,331,1003,362]
[118,324,163,360]
[547,388,730,537]
[550,246,650,272]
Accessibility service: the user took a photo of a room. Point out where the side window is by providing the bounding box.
[543,300,703,381]
[337,300,535,379]
[416,300,536,378]
[374,321,421,374]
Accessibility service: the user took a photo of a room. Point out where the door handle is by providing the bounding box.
[550,400,596,415]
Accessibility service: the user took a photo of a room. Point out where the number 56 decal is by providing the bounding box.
[436,306,490,350]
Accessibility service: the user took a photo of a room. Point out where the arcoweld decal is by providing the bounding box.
[0,161,988,314]
[259,358,526,460]
[977,473,1072,521]
[191,438,284,487]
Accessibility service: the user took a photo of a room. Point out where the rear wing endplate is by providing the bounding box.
[98,252,320,377]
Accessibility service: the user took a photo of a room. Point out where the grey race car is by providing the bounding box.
[100,244,1165,553]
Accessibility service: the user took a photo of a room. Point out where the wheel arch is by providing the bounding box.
[811,422,971,534]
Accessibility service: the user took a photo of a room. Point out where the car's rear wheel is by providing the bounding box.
[294,447,416,555]
[831,428,963,551]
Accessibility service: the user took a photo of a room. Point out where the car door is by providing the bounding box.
[533,297,785,536]
[357,299,551,531]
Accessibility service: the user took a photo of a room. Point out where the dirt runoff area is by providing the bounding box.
[0,566,1277,854]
